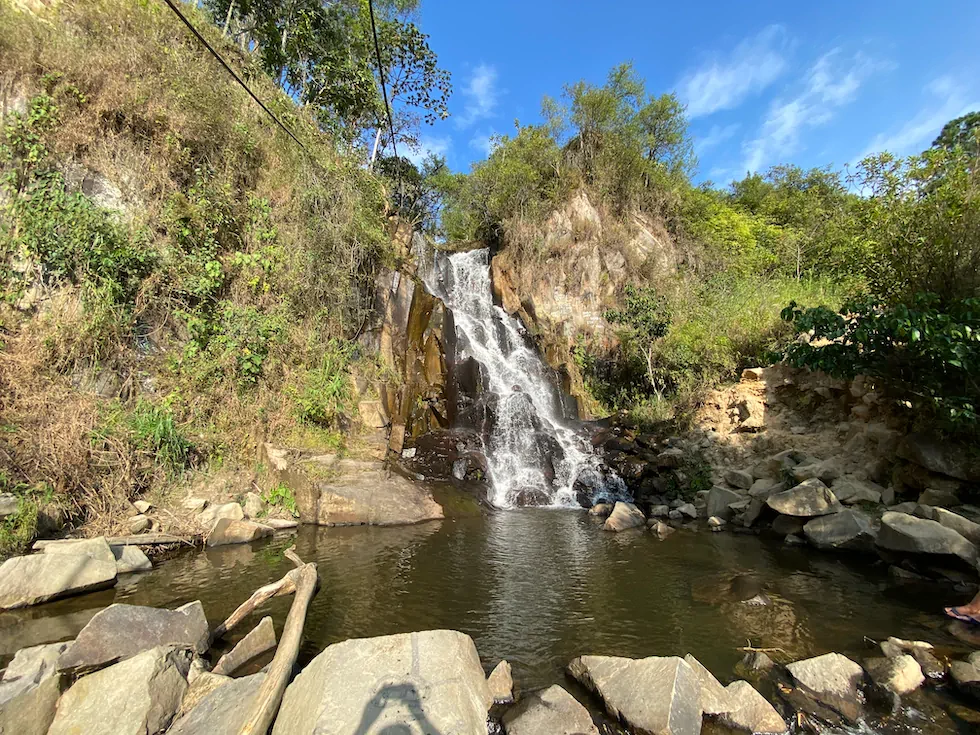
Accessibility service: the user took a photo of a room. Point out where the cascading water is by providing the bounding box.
[421,246,625,509]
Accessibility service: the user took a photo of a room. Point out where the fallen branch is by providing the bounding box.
[738,639,786,654]
[237,547,318,735]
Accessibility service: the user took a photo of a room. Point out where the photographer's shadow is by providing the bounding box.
[352,682,445,735]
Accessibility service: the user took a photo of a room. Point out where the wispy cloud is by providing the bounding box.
[695,123,740,155]
[677,26,789,118]
[406,136,451,166]
[455,63,499,128]
[469,129,498,157]
[741,50,889,174]
[855,77,980,160]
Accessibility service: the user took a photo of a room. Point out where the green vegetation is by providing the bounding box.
[263,482,300,519]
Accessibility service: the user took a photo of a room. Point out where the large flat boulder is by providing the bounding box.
[0,553,117,610]
[766,479,842,517]
[271,630,492,734]
[168,672,266,735]
[603,501,645,532]
[718,680,787,734]
[932,508,980,545]
[567,655,702,735]
[786,653,864,722]
[876,511,978,565]
[501,684,599,735]
[311,460,444,526]
[57,601,210,675]
[42,536,115,563]
[48,645,191,735]
[206,518,273,547]
[803,510,875,552]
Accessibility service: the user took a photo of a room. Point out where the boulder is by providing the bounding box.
[897,433,980,482]
[206,518,274,547]
[831,477,882,505]
[707,486,743,520]
[168,672,266,734]
[487,659,513,703]
[950,660,980,701]
[41,536,115,563]
[677,503,698,520]
[603,502,645,532]
[766,479,842,517]
[0,493,19,518]
[179,670,232,716]
[932,508,980,544]
[310,460,444,526]
[198,502,244,527]
[57,601,210,675]
[212,616,276,677]
[792,458,843,484]
[0,669,63,735]
[918,488,961,507]
[876,511,978,565]
[650,520,675,540]
[111,544,153,574]
[718,680,787,734]
[803,510,875,552]
[785,653,864,721]
[48,645,191,735]
[648,504,670,518]
[683,654,733,714]
[725,469,754,490]
[567,655,702,735]
[242,491,265,519]
[589,503,613,518]
[129,514,152,534]
[657,449,685,468]
[864,655,924,695]
[0,553,116,610]
[0,641,68,706]
[501,684,598,735]
[879,638,945,679]
[742,498,766,527]
[271,630,492,734]
[183,497,208,512]
[771,515,806,537]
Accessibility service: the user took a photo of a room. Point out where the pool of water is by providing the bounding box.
[2,498,978,732]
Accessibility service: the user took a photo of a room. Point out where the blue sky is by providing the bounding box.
[408,0,980,185]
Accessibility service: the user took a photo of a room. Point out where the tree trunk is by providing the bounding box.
[369,127,383,170]
[222,0,236,37]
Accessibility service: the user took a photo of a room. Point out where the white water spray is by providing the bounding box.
[421,247,624,509]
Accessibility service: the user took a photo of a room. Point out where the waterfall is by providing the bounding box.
[420,246,624,509]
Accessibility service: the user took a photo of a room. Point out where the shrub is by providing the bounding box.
[290,339,355,426]
[263,482,299,518]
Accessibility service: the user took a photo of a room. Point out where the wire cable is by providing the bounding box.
[367,0,399,162]
[159,0,308,153]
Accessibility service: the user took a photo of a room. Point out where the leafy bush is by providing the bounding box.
[127,400,193,473]
[781,293,980,431]
[263,482,299,518]
[290,339,356,426]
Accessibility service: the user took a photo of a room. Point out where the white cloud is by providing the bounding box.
[455,63,499,128]
[469,130,497,157]
[695,123,740,155]
[676,26,789,118]
[405,136,451,166]
[855,76,980,160]
[741,50,887,174]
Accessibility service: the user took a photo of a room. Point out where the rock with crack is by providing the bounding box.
[48,645,191,735]
[876,511,978,566]
[803,509,876,552]
[567,655,702,735]
[501,684,599,735]
[0,553,117,610]
[786,653,865,723]
[864,655,924,696]
[271,630,492,734]
[718,680,787,734]
[168,672,266,734]
[57,601,209,675]
[487,659,513,703]
[604,501,646,532]
[212,616,276,677]
[766,479,842,518]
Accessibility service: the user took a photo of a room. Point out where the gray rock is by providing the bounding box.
[183,497,208,512]
[271,630,492,734]
[707,516,726,530]
[501,684,598,735]
[864,655,924,695]
[657,449,685,468]
[206,518,274,547]
[242,492,265,519]
[603,502,645,532]
[589,503,613,518]
[707,486,743,520]
[169,672,266,734]
[0,671,63,735]
[112,544,153,574]
[786,653,864,721]
[58,601,209,675]
[726,469,754,490]
[0,553,117,610]
[0,493,19,518]
[718,680,787,734]
[310,460,444,526]
[263,518,299,530]
[487,659,513,703]
[48,645,191,735]
[735,651,775,678]
[648,504,670,518]
[771,514,806,537]
[212,616,276,677]
[650,520,675,539]
[831,477,883,505]
[178,670,232,718]
[876,511,978,565]
[743,498,766,527]
[42,536,115,563]
[133,500,152,514]
[677,503,698,519]
[129,514,152,534]
[897,433,980,482]
[918,488,961,507]
[792,458,843,483]
[568,655,702,735]
[950,660,980,701]
[767,479,842,517]
[197,502,244,527]
[889,502,919,515]
[683,654,733,714]
[803,509,875,551]
[0,641,68,706]
[932,508,980,544]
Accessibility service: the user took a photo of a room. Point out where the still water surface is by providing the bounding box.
[1,502,976,731]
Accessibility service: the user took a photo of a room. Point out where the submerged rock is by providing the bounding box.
[57,601,210,675]
[719,680,787,734]
[568,655,702,735]
[271,630,492,734]
[766,479,842,517]
[803,509,875,551]
[487,659,514,703]
[501,684,598,735]
[0,553,116,610]
[603,501,645,532]
[48,645,191,735]
[876,511,978,565]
